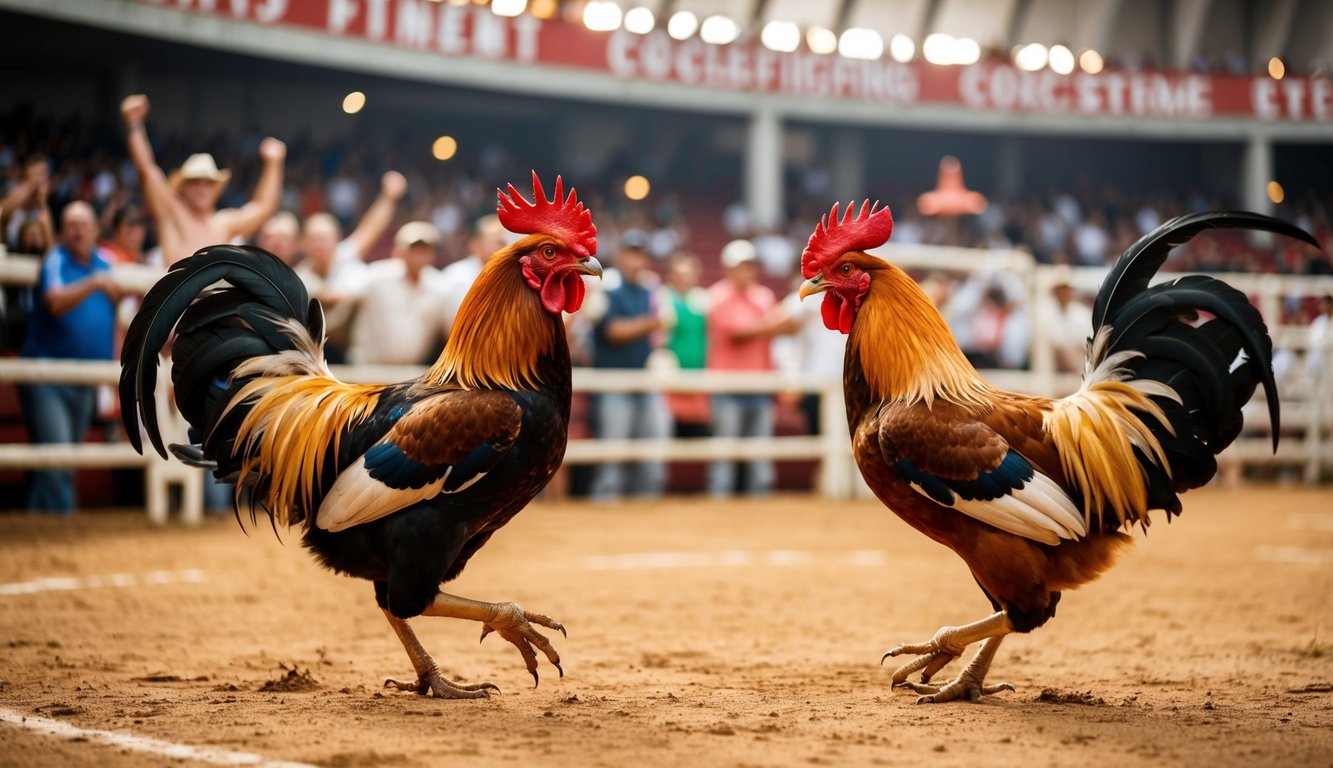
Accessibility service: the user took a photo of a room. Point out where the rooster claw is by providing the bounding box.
[480,602,565,686]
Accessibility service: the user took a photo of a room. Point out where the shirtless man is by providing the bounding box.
[121,94,285,266]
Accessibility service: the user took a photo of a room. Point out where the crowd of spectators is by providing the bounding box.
[3,104,1332,508]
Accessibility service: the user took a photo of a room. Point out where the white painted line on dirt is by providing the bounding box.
[1254,546,1333,566]
[0,569,207,597]
[582,549,888,570]
[1286,513,1333,531]
[0,708,317,768]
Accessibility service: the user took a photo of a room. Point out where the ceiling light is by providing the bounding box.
[1079,48,1104,74]
[1048,44,1074,74]
[491,0,525,17]
[889,34,915,63]
[952,36,980,65]
[700,15,739,45]
[623,7,655,34]
[667,11,698,40]
[342,91,366,114]
[760,20,801,53]
[583,1,623,32]
[528,0,557,19]
[625,175,651,201]
[838,28,883,60]
[922,33,955,65]
[1014,42,1048,71]
[432,136,457,161]
[806,26,837,55]
[1267,180,1284,204]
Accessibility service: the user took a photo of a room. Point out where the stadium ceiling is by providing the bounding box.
[625,0,1325,75]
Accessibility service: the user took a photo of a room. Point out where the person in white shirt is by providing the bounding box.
[1037,268,1093,373]
[1307,294,1333,379]
[772,277,848,434]
[293,171,406,361]
[439,214,507,338]
[347,221,450,366]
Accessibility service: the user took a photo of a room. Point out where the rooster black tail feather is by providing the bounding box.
[1090,211,1319,511]
[119,245,319,466]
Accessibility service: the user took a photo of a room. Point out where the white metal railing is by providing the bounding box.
[0,359,202,525]
[0,359,856,507]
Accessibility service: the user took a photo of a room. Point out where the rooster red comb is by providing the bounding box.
[497,171,597,257]
[800,200,894,278]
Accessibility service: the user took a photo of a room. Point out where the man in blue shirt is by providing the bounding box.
[19,201,119,513]
[589,244,670,502]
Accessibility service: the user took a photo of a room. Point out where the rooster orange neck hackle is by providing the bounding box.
[497,171,597,258]
[852,267,990,407]
[426,234,562,391]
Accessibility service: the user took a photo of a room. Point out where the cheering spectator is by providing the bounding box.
[589,244,669,502]
[294,171,406,360]
[121,94,285,266]
[19,202,120,513]
[347,221,450,365]
[1,153,53,253]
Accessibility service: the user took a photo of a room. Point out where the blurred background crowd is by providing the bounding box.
[3,0,1333,512]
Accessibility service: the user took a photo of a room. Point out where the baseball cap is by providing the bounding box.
[395,221,442,248]
[720,239,758,268]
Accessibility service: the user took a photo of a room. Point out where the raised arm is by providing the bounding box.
[222,137,286,239]
[120,95,180,227]
[345,171,406,258]
[0,159,53,248]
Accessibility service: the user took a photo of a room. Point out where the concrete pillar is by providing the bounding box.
[744,107,783,230]
[829,128,865,203]
[995,135,1024,200]
[1243,133,1274,216]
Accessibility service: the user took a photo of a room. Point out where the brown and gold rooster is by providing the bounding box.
[798,203,1317,703]
[121,173,601,698]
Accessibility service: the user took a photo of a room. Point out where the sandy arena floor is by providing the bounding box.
[0,486,1331,767]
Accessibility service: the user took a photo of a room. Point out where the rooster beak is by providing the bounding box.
[573,257,603,278]
[799,273,827,300]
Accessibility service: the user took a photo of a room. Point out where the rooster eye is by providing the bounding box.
[840,264,854,276]
[542,247,556,259]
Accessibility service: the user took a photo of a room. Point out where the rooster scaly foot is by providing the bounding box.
[898,636,1013,704]
[383,671,499,700]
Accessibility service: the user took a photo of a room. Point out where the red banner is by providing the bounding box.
[136,0,1332,121]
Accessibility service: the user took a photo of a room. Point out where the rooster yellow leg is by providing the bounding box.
[882,611,1014,699]
[381,609,500,699]
[421,593,566,686]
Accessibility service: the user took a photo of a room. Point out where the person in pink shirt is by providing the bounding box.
[705,239,788,497]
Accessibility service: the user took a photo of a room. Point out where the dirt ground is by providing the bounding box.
[0,486,1330,768]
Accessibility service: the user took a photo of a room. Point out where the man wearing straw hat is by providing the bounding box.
[121,94,285,267]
